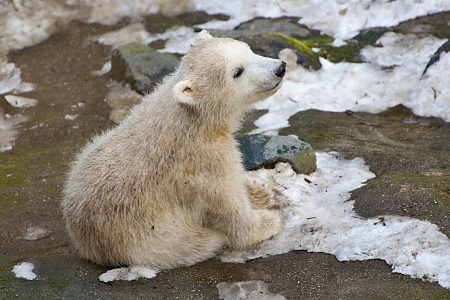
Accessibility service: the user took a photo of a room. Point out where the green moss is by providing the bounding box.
[318,40,363,63]
[300,34,335,48]
[300,34,363,63]
[0,140,70,210]
[0,155,28,186]
[121,42,155,56]
[269,31,363,64]
[0,260,16,281]
[269,32,317,59]
[392,172,450,207]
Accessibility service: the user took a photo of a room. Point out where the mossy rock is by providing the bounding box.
[110,42,180,95]
[236,32,322,70]
[236,134,317,175]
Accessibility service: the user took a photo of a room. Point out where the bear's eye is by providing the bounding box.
[233,67,244,79]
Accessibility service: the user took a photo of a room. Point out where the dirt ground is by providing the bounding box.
[1,15,449,300]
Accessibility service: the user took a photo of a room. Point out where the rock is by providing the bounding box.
[145,11,229,35]
[203,17,313,40]
[236,134,316,175]
[110,42,179,95]
[395,11,450,39]
[238,33,322,70]
[355,27,392,44]
[422,39,450,76]
[234,17,312,38]
[203,18,322,70]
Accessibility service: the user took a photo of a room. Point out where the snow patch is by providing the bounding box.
[96,24,196,54]
[64,114,78,121]
[91,61,111,76]
[195,0,450,39]
[0,113,28,152]
[252,32,449,134]
[5,95,38,108]
[0,62,35,95]
[221,153,450,289]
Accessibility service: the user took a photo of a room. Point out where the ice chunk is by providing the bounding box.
[98,266,159,282]
[5,95,38,108]
[12,262,37,280]
[22,226,51,241]
[217,280,286,300]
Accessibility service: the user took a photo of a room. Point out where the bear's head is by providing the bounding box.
[174,31,286,117]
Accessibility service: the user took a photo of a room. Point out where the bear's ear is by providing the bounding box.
[174,80,195,105]
[196,30,213,42]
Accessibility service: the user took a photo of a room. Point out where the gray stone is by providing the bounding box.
[423,39,450,76]
[232,17,312,38]
[355,27,392,44]
[237,33,322,70]
[110,42,179,95]
[236,134,316,175]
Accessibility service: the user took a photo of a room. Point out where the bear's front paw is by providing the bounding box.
[233,209,283,249]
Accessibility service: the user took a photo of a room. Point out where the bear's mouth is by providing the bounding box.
[267,79,283,92]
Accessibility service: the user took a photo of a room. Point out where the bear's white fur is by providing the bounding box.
[62,31,286,269]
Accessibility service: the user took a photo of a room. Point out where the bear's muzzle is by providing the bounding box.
[276,61,286,78]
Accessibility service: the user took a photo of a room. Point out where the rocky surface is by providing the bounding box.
[0,10,449,300]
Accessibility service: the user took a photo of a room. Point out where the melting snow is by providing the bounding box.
[195,0,450,40]
[0,62,35,95]
[252,33,449,134]
[221,153,450,289]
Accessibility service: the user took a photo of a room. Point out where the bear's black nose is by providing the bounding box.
[276,61,286,78]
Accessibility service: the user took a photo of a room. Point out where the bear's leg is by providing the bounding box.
[245,181,275,209]
[130,209,228,269]
[245,208,283,248]
[151,226,227,269]
[228,208,283,250]
[210,190,283,250]
[67,206,228,269]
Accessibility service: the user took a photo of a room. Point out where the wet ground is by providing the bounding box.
[1,13,450,299]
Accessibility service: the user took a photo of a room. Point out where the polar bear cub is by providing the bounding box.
[62,30,286,269]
